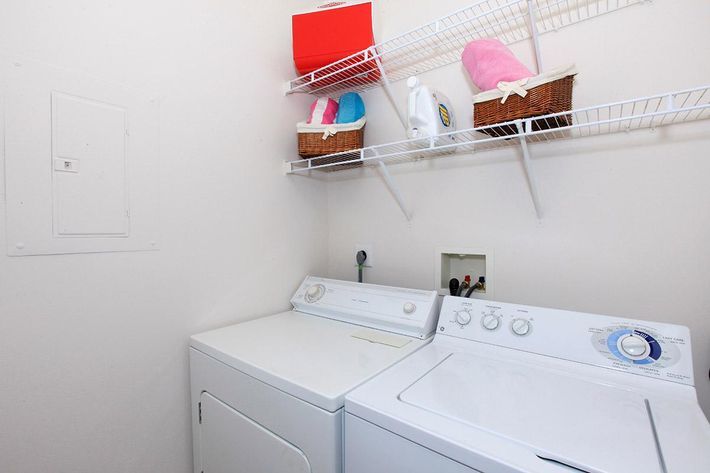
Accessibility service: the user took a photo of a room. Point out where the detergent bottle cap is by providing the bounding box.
[407,76,420,89]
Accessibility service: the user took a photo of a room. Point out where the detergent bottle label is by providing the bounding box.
[438,103,452,128]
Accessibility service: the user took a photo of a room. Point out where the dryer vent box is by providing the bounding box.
[435,248,493,298]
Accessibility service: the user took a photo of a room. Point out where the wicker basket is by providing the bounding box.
[473,66,576,137]
[298,127,364,158]
[297,118,365,169]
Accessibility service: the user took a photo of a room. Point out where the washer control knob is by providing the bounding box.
[305,284,325,303]
[403,302,416,314]
[455,311,472,326]
[481,314,500,331]
[620,334,650,358]
[511,318,531,336]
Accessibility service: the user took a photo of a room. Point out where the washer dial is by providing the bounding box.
[403,302,417,314]
[511,318,531,336]
[618,333,651,360]
[481,314,501,331]
[455,310,472,326]
[305,284,326,303]
[604,328,663,365]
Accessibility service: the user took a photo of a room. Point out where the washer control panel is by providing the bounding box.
[438,296,694,385]
[291,276,439,339]
[590,324,686,376]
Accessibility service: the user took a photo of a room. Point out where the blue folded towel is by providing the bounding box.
[335,92,366,124]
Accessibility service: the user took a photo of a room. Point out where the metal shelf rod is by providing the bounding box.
[287,0,525,94]
[286,0,643,95]
[285,84,710,174]
[516,120,543,219]
[527,0,544,73]
[377,161,412,221]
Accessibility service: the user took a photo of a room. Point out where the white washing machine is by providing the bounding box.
[189,276,439,473]
[344,295,710,473]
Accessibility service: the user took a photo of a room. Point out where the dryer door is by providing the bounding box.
[199,392,312,473]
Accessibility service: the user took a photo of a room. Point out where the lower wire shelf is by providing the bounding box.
[285,85,710,175]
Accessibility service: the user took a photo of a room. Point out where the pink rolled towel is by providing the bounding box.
[462,39,534,92]
[307,97,339,125]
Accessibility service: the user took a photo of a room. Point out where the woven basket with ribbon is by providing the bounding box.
[473,65,577,137]
[297,117,366,159]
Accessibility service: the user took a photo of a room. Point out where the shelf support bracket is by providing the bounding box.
[372,49,408,131]
[375,157,412,221]
[516,120,543,219]
[282,161,293,175]
[527,0,544,74]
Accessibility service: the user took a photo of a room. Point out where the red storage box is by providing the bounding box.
[293,2,379,86]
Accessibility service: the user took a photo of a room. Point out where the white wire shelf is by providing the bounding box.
[286,0,642,96]
[286,85,710,174]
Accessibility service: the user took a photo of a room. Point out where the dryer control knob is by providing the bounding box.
[620,334,650,359]
[403,302,416,314]
[455,311,472,326]
[511,318,531,336]
[481,314,500,331]
[305,284,325,303]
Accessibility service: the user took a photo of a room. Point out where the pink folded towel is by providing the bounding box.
[307,97,339,125]
[462,39,534,92]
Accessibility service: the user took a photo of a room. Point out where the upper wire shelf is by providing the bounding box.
[286,0,642,96]
[285,85,710,174]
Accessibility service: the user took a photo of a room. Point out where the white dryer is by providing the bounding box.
[189,276,439,473]
[344,295,710,473]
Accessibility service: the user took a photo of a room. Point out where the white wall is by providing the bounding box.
[326,0,710,416]
[1,1,708,471]
[0,1,327,472]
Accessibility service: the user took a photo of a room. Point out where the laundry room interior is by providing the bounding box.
[1,1,709,472]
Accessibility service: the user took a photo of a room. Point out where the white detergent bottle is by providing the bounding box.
[406,76,456,145]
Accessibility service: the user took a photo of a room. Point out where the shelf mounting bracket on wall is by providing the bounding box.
[373,148,411,221]
[372,48,410,219]
[515,120,543,219]
[371,48,408,131]
[526,0,544,74]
